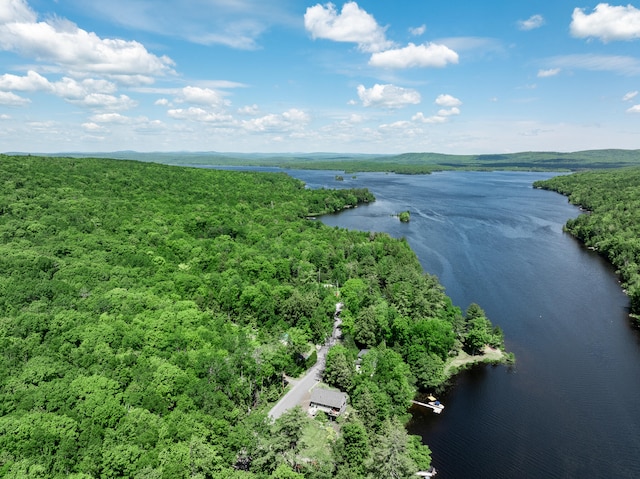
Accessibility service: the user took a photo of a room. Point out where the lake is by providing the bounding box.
[288,169,640,479]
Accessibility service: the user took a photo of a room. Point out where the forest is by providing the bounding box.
[534,167,640,321]
[0,155,503,478]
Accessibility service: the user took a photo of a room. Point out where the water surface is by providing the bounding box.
[291,170,640,479]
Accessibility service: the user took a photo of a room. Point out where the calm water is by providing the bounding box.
[285,169,640,479]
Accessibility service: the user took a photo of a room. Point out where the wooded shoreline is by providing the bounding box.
[0,155,509,478]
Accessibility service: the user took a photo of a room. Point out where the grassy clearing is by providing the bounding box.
[444,346,509,377]
[299,417,337,465]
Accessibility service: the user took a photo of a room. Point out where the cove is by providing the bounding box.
[282,169,640,478]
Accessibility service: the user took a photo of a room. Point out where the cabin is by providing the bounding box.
[309,388,348,418]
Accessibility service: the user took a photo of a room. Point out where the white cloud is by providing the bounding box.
[435,94,462,107]
[411,112,447,124]
[0,0,36,24]
[410,24,426,36]
[179,86,229,108]
[437,107,460,117]
[518,14,545,31]
[68,93,137,110]
[0,71,118,100]
[168,107,233,123]
[304,1,393,53]
[90,112,131,123]
[537,68,560,78]
[241,108,310,132]
[369,42,459,69]
[0,70,49,91]
[0,113,10,119]
[411,94,462,124]
[627,104,640,113]
[357,84,421,108]
[164,86,234,123]
[0,90,30,106]
[623,91,638,101]
[571,3,640,42]
[0,70,128,110]
[282,108,309,123]
[81,122,105,132]
[0,1,175,82]
[155,98,170,106]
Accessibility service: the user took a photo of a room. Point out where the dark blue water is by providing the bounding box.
[208,167,640,478]
[291,169,640,479]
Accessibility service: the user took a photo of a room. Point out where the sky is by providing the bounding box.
[1,0,640,154]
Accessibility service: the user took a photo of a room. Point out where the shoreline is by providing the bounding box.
[443,346,511,378]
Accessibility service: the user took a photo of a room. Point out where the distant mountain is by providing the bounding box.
[5,149,639,172]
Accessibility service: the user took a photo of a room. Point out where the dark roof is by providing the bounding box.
[310,388,347,409]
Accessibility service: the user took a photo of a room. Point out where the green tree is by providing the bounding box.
[323,345,354,391]
[334,418,369,477]
[366,419,417,479]
[252,407,307,474]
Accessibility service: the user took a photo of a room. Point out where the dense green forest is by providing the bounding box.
[41,148,640,174]
[0,155,503,478]
[534,167,640,321]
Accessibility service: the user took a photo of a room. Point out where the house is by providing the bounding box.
[309,388,348,418]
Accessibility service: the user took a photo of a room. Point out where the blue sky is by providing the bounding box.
[1,0,640,154]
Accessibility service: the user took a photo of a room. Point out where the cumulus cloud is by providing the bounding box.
[571,3,640,42]
[437,107,460,117]
[304,1,393,52]
[411,112,447,124]
[68,93,137,110]
[435,94,462,107]
[0,71,117,99]
[241,108,310,132]
[161,86,236,123]
[518,14,545,31]
[369,42,459,69]
[0,69,49,91]
[168,107,233,123]
[357,84,421,108]
[0,70,132,110]
[627,104,640,113]
[412,94,462,124]
[90,112,131,123]
[81,121,105,132]
[0,0,36,24]
[623,90,638,101]
[537,68,560,78]
[0,0,174,83]
[0,90,30,106]
[179,86,230,108]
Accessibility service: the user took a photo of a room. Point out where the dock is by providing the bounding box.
[411,396,444,414]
